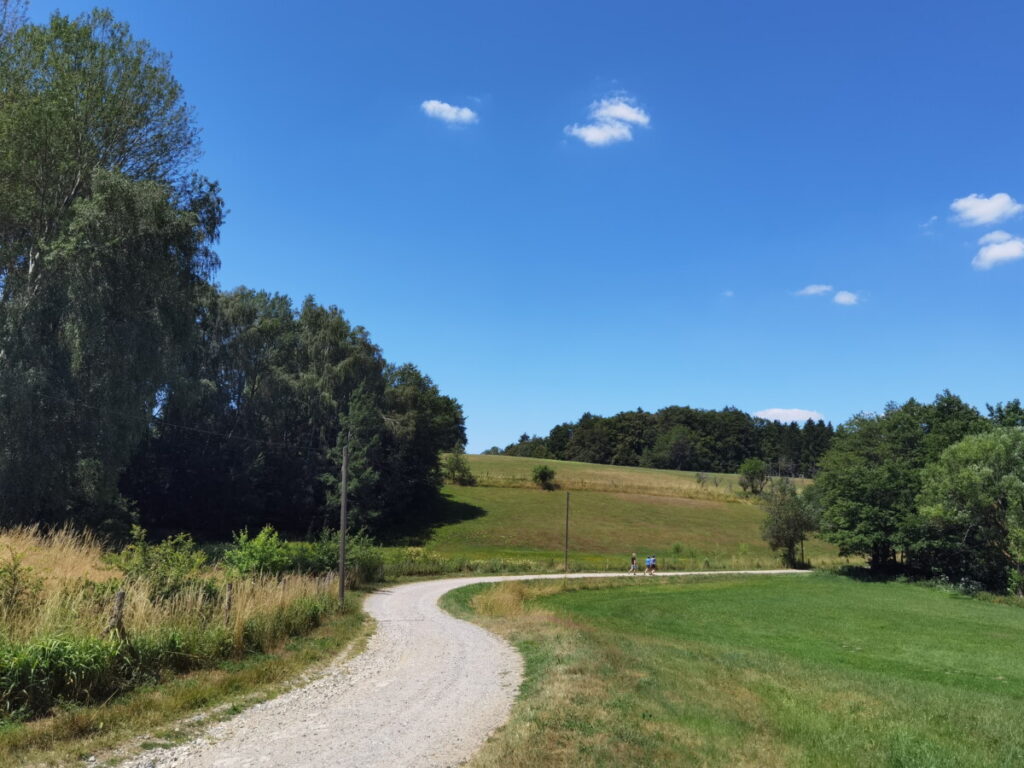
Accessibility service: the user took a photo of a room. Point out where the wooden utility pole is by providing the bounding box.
[564,491,570,574]
[338,437,350,608]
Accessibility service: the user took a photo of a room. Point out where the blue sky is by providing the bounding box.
[34,1,1024,451]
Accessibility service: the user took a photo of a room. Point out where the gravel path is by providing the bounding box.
[121,570,806,768]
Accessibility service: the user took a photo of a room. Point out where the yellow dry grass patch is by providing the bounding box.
[0,524,118,586]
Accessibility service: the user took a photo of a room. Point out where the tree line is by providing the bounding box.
[493,406,835,476]
[808,391,1024,594]
[0,7,464,539]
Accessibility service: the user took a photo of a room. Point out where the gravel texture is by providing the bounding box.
[119,570,804,768]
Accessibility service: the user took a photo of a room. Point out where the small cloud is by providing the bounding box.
[591,98,650,126]
[920,215,938,228]
[755,408,825,424]
[833,290,859,305]
[974,230,1024,269]
[565,95,650,147]
[421,99,478,125]
[796,284,833,296]
[722,290,734,298]
[950,193,1023,226]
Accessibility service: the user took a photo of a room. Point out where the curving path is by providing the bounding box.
[121,570,807,768]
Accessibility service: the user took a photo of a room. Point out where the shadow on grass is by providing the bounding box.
[381,492,487,546]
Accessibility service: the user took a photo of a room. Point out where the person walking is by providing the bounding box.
[650,554,658,574]
[644,555,653,575]
[629,552,638,575]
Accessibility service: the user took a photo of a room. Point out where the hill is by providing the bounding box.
[408,455,839,571]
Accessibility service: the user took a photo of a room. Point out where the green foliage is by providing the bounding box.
[507,407,835,476]
[442,444,477,486]
[0,592,336,721]
[759,478,817,567]
[0,9,464,543]
[916,428,1024,593]
[122,288,466,540]
[815,392,988,570]
[110,526,209,599]
[737,457,769,495]
[0,10,221,531]
[222,526,293,576]
[221,526,384,586]
[532,464,557,490]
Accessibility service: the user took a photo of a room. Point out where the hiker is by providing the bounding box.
[644,555,652,575]
[629,552,638,575]
[650,554,657,574]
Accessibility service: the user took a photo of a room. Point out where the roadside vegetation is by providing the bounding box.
[444,573,1024,768]
[0,527,372,738]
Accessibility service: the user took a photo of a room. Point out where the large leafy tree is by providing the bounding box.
[916,428,1024,593]
[0,10,221,529]
[814,392,988,571]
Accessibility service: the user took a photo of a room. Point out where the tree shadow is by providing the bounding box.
[381,492,487,546]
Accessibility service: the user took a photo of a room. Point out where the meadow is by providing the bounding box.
[403,455,839,571]
[444,573,1024,768]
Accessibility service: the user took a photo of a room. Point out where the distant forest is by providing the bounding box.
[491,407,835,477]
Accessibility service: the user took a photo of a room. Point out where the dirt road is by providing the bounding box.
[122,570,806,768]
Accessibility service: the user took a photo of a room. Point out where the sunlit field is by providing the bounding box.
[444,573,1024,768]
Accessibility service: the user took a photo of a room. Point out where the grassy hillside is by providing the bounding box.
[408,455,840,571]
[445,574,1024,767]
[466,454,747,499]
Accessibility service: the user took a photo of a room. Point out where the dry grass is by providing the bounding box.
[466,454,747,501]
[0,526,338,646]
[0,524,117,586]
[0,526,346,727]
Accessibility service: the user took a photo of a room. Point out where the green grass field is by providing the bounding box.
[405,455,840,571]
[445,574,1024,767]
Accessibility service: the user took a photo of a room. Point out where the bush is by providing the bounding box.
[346,532,384,587]
[110,526,211,599]
[222,526,292,576]
[532,464,557,490]
[738,458,769,495]
[442,444,477,486]
[222,525,385,586]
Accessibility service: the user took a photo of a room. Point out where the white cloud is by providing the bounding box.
[979,230,1012,245]
[421,99,478,125]
[564,95,650,147]
[755,408,825,424]
[833,290,859,305]
[722,290,734,298]
[796,284,833,296]
[950,193,1023,226]
[591,98,651,126]
[974,230,1024,269]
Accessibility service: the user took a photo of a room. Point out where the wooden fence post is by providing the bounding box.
[104,590,127,643]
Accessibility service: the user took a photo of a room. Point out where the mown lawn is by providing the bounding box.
[445,573,1024,768]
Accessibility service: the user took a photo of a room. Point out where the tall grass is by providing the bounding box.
[0,527,342,721]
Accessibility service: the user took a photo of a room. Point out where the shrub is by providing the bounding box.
[222,526,292,576]
[738,458,769,495]
[532,464,557,490]
[110,526,210,599]
[442,445,477,486]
